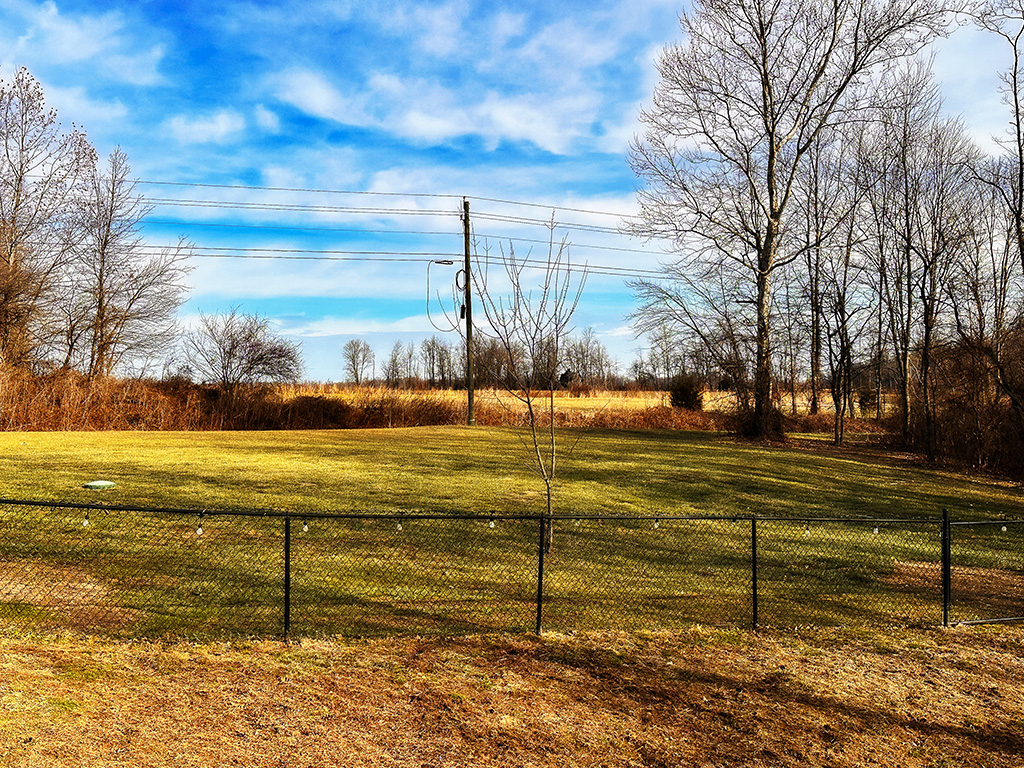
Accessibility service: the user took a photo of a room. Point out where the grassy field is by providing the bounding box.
[0,427,1022,638]
[1,626,1023,767]
[1,426,1021,518]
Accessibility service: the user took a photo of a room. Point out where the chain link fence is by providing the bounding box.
[949,519,1024,625]
[0,498,1020,638]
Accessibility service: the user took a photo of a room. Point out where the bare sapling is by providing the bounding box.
[471,221,586,551]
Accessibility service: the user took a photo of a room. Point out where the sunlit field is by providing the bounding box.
[279,383,898,421]
[0,426,1015,516]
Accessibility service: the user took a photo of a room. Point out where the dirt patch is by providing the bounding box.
[889,561,1024,620]
[0,560,130,630]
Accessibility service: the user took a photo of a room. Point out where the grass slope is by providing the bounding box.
[0,427,1021,519]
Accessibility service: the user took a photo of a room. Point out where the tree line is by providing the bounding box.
[629,0,1024,472]
[343,328,619,390]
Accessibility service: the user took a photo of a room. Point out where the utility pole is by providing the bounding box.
[462,197,476,426]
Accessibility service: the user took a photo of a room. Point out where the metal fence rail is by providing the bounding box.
[0,498,1020,638]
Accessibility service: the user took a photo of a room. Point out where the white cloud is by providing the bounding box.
[42,82,128,125]
[104,44,166,86]
[377,0,468,58]
[479,92,596,153]
[518,18,620,71]
[24,0,120,63]
[273,67,598,154]
[408,1,465,57]
[0,0,166,85]
[258,144,366,189]
[602,325,637,338]
[285,314,434,338]
[273,68,371,125]
[254,104,280,132]
[168,110,246,144]
[493,11,526,45]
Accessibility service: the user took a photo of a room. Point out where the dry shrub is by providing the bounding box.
[783,411,893,435]
[281,395,356,429]
[0,369,209,431]
[345,388,463,428]
[784,411,835,434]
[567,382,593,398]
[577,405,730,431]
[0,374,473,432]
[474,399,731,431]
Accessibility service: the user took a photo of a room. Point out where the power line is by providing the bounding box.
[144,196,625,234]
[469,211,622,234]
[134,178,638,219]
[174,249,668,280]
[146,218,457,236]
[467,194,638,220]
[144,218,667,257]
[24,236,668,278]
[31,171,643,222]
[188,247,467,259]
[143,196,634,236]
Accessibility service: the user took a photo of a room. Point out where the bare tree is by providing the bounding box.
[0,67,94,368]
[859,62,982,452]
[50,148,192,378]
[564,327,615,387]
[183,308,303,392]
[632,256,757,411]
[382,341,404,388]
[473,235,586,550]
[420,335,457,387]
[965,2,1024,447]
[977,2,1024,273]
[342,338,374,384]
[629,0,960,437]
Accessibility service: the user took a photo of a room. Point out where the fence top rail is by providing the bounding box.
[950,519,1024,527]
[1,497,1015,526]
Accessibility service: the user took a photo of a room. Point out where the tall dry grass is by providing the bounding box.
[0,369,206,431]
[2,373,881,435]
[0,373,466,431]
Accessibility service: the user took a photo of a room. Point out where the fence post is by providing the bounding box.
[941,509,951,627]
[751,517,759,629]
[284,515,292,641]
[535,515,546,635]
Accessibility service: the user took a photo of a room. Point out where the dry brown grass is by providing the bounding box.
[0,372,885,436]
[0,369,207,431]
[2,626,1022,767]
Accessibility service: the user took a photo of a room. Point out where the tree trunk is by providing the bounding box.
[808,249,822,415]
[752,268,774,436]
[751,225,778,438]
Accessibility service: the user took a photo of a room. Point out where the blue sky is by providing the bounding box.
[0,0,1011,380]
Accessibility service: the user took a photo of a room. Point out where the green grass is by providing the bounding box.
[0,427,1022,637]
[1,426,1022,518]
